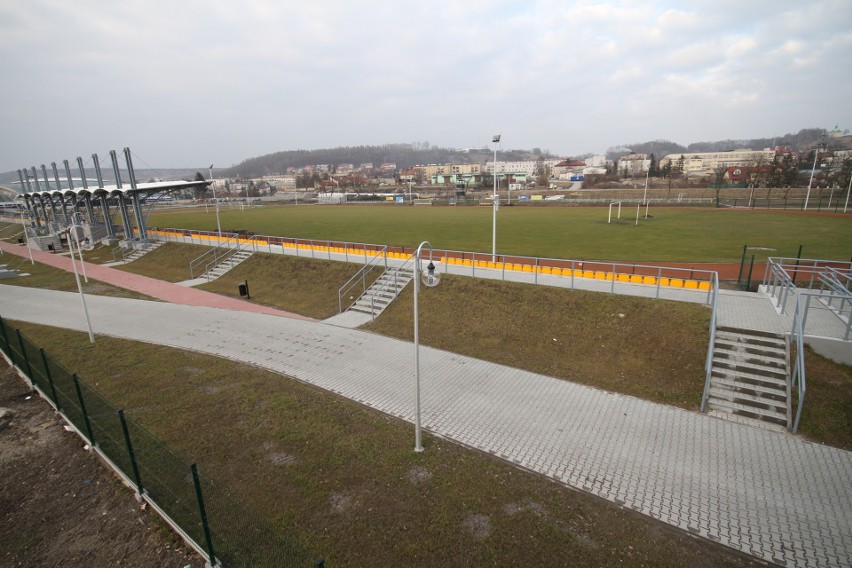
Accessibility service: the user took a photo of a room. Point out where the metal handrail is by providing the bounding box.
[790,294,807,432]
[338,246,388,313]
[700,271,720,412]
[188,232,240,279]
[365,254,416,319]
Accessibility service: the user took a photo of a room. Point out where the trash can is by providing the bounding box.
[238,281,250,299]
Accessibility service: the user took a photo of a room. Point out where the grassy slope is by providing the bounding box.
[148,205,852,263]
[8,322,759,568]
[364,275,710,409]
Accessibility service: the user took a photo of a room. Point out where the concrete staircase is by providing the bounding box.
[106,241,165,266]
[200,249,253,281]
[348,267,414,318]
[706,326,790,431]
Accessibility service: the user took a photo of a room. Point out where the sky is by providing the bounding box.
[1,0,851,174]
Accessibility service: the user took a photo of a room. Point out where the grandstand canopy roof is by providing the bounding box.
[16,179,211,200]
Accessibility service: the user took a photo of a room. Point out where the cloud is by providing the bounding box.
[0,0,850,172]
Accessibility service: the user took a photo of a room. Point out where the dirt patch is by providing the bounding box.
[462,514,491,540]
[329,491,354,514]
[408,465,432,484]
[0,364,200,567]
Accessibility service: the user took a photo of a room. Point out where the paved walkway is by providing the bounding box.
[1,241,851,567]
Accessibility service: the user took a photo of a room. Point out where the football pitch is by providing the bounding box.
[149,205,852,263]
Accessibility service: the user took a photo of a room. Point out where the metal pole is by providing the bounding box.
[413,240,433,453]
[414,243,423,452]
[492,140,498,261]
[845,173,852,213]
[737,244,747,287]
[118,410,144,497]
[209,165,221,237]
[190,464,217,567]
[67,235,95,343]
[39,348,60,407]
[72,373,96,445]
[804,147,819,210]
[20,211,34,265]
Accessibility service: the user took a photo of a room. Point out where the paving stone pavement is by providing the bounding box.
[1,284,850,567]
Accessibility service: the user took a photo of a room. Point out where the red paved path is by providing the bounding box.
[0,241,314,321]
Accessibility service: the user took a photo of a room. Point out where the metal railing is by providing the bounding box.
[188,232,241,280]
[338,246,388,313]
[790,295,808,432]
[763,257,852,323]
[362,254,416,318]
[700,272,720,412]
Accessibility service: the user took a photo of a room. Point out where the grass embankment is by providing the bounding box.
[0,256,152,300]
[365,275,710,409]
[198,252,379,320]
[8,321,759,568]
[115,242,210,282]
[148,205,852,263]
[797,347,852,451]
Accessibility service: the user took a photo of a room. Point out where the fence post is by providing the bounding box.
[190,463,217,567]
[39,348,60,407]
[736,244,747,287]
[745,255,755,292]
[118,410,144,498]
[0,316,8,354]
[72,373,96,446]
[16,329,33,379]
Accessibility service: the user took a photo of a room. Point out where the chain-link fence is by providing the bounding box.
[0,316,323,567]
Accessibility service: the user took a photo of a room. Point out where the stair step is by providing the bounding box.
[708,386,787,411]
[716,326,786,342]
[709,376,787,397]
[712,358,787,380]
[713,350,786,369]
[706,397,787,424]
[714,338,786,358]
[711,367,787,389]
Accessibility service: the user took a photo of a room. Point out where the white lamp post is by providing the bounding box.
[66,227,95,344]
[492,134,501,261]
[20,211,34,265]
[844,172,851,213]
[209,164,222,236]
[413,240,440,452]
[804,145,821,211]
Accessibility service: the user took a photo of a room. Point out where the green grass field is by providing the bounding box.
[149,205,852,263]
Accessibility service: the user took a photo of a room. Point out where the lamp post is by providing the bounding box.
[413,240,440,452]
[66,226,95,344]
[209,164,221,236]
[804,140,824,211]
[492,134,501,261]
[20,210,34,265]
[844,171,851,213]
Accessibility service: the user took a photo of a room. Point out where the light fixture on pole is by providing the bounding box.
[492,134,501,261]
[642,158,650,205]
[413,240,440,452]
[209,164,222,236]
[844,171,851,214]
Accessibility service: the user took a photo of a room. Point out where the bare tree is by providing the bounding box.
[713,164,727,207]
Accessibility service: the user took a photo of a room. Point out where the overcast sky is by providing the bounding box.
[1,0,850,174]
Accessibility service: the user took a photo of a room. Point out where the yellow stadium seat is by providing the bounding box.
[684,280,699,289]
[643,276,656,285]
[669,278,683,288]
[698,281,711,290]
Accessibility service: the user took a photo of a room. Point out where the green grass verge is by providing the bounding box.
[797,347,852,451]
[7,321,759,568]
[0,257,153,300]
[364,275,710,409]
[197,253,379,320]
[148,205,852,263]
[116,242,211,282]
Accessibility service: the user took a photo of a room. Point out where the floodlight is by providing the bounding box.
[492,134,501,143]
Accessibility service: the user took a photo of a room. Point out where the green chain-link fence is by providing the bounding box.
[0,316,322,567]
